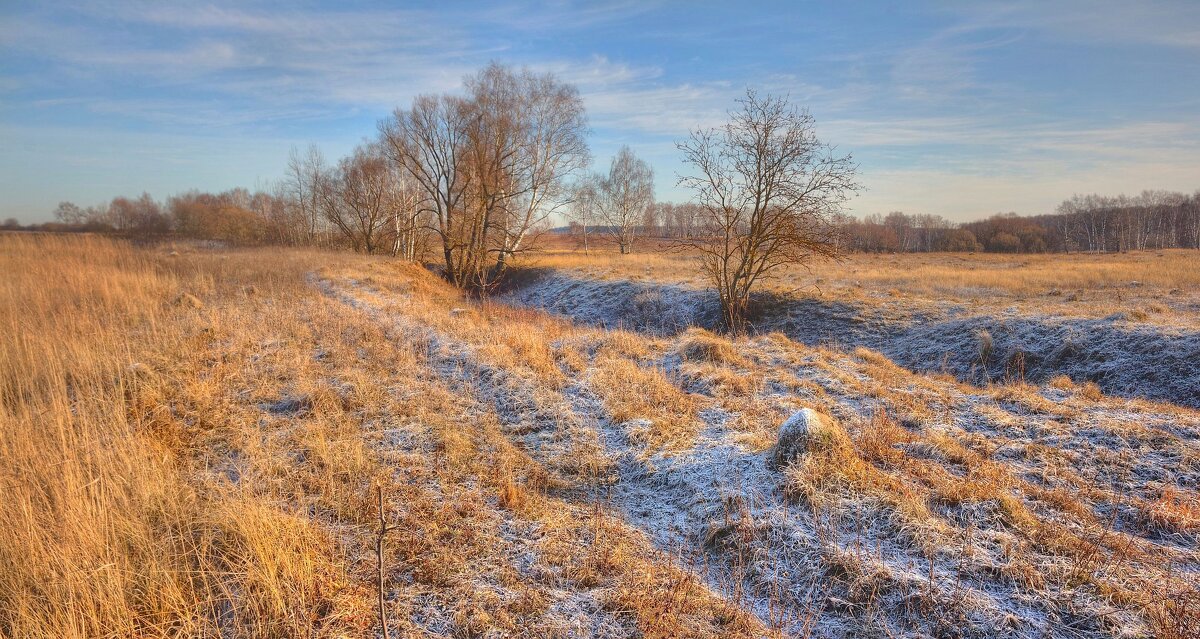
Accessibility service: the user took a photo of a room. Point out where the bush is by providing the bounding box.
[987,232,1022,253]
[937,229,982,252]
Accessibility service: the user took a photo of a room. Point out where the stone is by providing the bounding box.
[774,408,847,465]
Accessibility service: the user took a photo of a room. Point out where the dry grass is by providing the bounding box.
[782,410,935,528]
[520,240,1200,321]
[527,239,1200,293]
[1,235,775,638]
[589,355,701,454]
[0,235,372,637]
[6,233,1196,638]
[677,327,749,367]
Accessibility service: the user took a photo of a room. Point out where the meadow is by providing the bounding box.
[525,238,1200,316]
[2,233,1197,638]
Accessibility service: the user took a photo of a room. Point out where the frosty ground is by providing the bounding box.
[6,237,1196,639]
[312,252,1199,638]
[500,267,1200,408]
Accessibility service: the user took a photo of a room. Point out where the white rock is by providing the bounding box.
[774,408,842,464]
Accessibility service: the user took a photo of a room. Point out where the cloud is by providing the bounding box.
[469,0,661,34]
[828,116,1197,149]
[2,1,1198,222]
[2,3,490,117]
[944,1,1200,49]
[855,155,1200,220]
[517,55,734,135]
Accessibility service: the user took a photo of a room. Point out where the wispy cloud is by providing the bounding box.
[1,1,1198,221]
[944,1,1200,49]
[2,3,487,118]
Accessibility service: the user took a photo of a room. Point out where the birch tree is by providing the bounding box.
[567,173,603,254]
[599,146,654,254]
[318,144,400,254]
[381,63,588,290]
[283,145,328,246]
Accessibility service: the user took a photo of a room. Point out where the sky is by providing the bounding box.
[2,1,1199,223]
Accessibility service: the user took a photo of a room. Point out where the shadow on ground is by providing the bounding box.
[501,268,1200,408]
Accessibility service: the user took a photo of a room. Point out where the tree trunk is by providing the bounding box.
[720,292,750,335]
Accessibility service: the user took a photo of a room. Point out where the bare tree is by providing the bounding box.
[675,91,859,332]
[53,202,86,225]
[381,93,474,284]
[318,144,400,254]
[567,172,603,255]
[669,202,701,239]
[642,202,660,237]
[381,64,588,290]
[1187,191,1200,249]
[109,192,169,236]
[281,145,328,246]
[599,146,654,254]
[473,64,590,275]
[389,174,425,261]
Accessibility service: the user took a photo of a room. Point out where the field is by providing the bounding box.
[2,234,1198,638]
[526,238,1200,318]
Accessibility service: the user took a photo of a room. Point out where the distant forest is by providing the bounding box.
[7,188,1199,254]
[614,192,1200,253]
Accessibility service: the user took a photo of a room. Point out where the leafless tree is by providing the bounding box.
[675,90,859,332]
[599,146,654,254]
[567,172,603,255]
[642,202,661,237]
[668,202,702,239]
[381,93,474,283]
[381,63,588,290]
[389,177,425,261]
[53,202,87,225]
[281,145,329,246]
[1187,190,1200,249]
[317,144,401,254]
[109,192,169,235]
[479,64,589,273]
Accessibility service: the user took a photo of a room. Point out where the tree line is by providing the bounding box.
[32,63,666,285]
[561,191,1200,254]
[38,63,595,286]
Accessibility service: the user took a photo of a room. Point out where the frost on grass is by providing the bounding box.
[502,270,1200,408]
[328,264,1200,639]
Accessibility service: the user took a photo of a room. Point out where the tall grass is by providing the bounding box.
[0,235,354,637]
[0,235,766,638]
[0,235,201,637]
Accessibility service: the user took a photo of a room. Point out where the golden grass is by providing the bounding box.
[677,327,749,367]
[433,244,1197,636]
[7,233,1194,638]
[0,234,370,637]
[0,236,768,637]
[818,250,1200,296]
[783,410,935,528]
[753,327,1200,631]
[519,241,1200,320]
[589,354,701,454]
[1138,485,1200,536]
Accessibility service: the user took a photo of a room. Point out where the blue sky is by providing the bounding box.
[2,1,1199,222]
